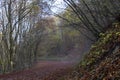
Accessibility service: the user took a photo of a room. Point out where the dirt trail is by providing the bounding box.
[0,61,75,80]
[0,50,87,80]
[0,48,87,80]
[0,36,92,80]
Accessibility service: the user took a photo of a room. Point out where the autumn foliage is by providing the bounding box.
[62,22,120,80]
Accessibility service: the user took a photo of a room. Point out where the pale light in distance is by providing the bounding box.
[51,0,66,13]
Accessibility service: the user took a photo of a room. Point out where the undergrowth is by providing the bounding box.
[61,22,120,80]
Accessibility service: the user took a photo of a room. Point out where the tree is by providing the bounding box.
[0,0,46,73]
[62,0,120,40]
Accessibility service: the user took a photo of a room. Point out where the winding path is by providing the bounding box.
[0,61,75,80]
[0,48,84,80]
[0,36,92,80]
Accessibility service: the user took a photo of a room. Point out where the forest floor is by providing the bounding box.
[0,48,81,80]
[0,61,75,80]
[0,39,92,80]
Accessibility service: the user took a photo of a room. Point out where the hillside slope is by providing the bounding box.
[62,22,120,80]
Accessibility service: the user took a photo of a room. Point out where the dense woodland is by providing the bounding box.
[0,0,120,80]
[0,0,82,74]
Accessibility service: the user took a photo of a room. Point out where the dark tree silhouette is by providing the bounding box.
[63,0,120,40]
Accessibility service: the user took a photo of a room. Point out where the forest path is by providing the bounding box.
[0,47,86,80]
[0,61,75,80]
[0,36,92,80]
